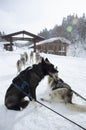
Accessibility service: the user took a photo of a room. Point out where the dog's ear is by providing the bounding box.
[45,58,50,63]
[56,66,58,70]
[41,57,45,63]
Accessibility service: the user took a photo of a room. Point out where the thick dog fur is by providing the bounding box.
[35,52,42,63]
[16,59,23,73]
[30,51,34,64]
[5,58,58,111]
[16,52,28,73]
[24,52,28,63]
[30,51,42,64]
[41,75,86,112]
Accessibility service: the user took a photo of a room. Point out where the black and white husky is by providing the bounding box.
[5,58,58,111]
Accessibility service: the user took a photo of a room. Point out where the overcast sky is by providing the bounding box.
[0,0,86,34]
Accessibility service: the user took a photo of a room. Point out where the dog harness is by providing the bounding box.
[52,78,64,91]
[12,80,32,101]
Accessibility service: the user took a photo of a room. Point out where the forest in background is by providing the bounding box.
[38,14,86,46]
[0,13,86,50]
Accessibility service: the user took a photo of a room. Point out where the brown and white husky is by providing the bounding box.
[41,68,86,112]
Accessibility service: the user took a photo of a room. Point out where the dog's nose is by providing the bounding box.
[55,73,58,78]
[54,73,59,82]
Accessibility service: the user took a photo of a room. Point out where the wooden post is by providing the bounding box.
[33,39,36,52]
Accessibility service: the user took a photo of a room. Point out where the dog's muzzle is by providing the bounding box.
[49,72,58,82]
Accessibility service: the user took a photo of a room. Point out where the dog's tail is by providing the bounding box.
[66,103,86,112]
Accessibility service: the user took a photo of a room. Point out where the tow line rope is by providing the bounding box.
[13,80,86,130]
[71,89,86,101]
[56,87,86,102]
[36,100,86,130]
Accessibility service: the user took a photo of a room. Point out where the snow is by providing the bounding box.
[0,46,86,130]
[67,41,86,58]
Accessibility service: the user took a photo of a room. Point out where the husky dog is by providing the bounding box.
[30,51,41,64]
[30,51,34,64]
[47,76,73,103]
[20,54,26,67]
[5,58,58,111]
[16,57,25,73]
[35,52,42,63]
[24,52,28,63]
[20,52,28,64]
[16,59,23,73]
[41,70,86,112]
[16,52,28,73]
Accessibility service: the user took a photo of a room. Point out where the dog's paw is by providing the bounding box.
[40,98,52,103]
[40,98,45,101]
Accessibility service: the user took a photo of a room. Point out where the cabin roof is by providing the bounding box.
[29,37,71,47]
[37,37,71,45]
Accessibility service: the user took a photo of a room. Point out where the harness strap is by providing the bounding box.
[52,78,64,91]
[12,81,32,101]
[52,78,86,101]
[52,86,64,91]
[21,81,29,89]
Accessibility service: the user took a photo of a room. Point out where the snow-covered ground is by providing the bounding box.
[67,41,86,58]
[0,46,86,130]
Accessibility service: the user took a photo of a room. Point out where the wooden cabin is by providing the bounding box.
[35,37,71,56]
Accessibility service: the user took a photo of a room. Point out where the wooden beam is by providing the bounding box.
[2,31,24,37]
[23,30,45,40]
[12,37,33,41]
[2,30,45,40]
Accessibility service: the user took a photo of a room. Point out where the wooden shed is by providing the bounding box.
[35,37,71,56]
[1,30,44,51]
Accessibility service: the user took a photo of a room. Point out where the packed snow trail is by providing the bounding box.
[0,48,86,130]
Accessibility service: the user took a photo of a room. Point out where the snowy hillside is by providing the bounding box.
[0,47,86,130]
[67,41,86,58]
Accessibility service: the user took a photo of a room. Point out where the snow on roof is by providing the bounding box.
[36,37,71,46]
